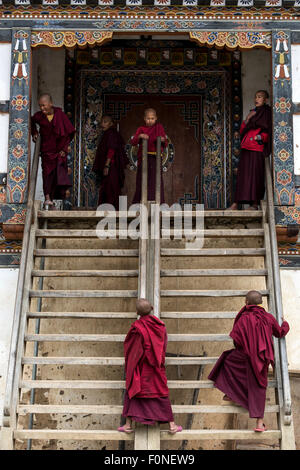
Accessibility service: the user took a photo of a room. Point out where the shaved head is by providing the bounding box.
[38,93,53,103]
[246,290,263,305]
[136,298,153,316]
[144,108,157,117]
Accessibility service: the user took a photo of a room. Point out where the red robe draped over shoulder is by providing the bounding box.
[208,305,289,418]
[124,314,169,400]
[229,305,289,387]
[31,107,75,199]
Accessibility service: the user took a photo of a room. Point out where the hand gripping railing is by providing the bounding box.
[265,157,292,426]
[3,136,41,429]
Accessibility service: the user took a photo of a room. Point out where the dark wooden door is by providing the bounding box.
[105,94,202,207]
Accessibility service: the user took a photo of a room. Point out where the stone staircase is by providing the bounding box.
[0,204,294,450]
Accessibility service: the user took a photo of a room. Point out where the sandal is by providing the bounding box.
[169,425,183,434]
[118,426,134,434]
[254,423,267,432]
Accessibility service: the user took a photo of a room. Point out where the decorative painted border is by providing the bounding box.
[31,30,113,48]
[190,31,272,50]
[272,30,295,206]
[6,29,31,205]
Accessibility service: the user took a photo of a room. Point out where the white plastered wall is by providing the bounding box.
[0,269,19,427]
[280,270,300,371]
[31,47,66,200]
[291,45,300,175]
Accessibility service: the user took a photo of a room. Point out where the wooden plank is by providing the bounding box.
[29,290,138,298]
[161,290,269,297]
[20,379,277,390]
[22,356,218,366]
[13,429,281,442]
[35,229,138,238]
[17,404,279,415]
[161,229,264,238]
[32,270,139,277]
[160,430,281,441]
[24,333,232,342]
[160,210,263,218]
[34,249,139,257]
[161,248,266,257]
[27,312,137,319]
[161,312,237,319]
[161,269,268,277]
[37,210,139,219]
[14,429,133,441]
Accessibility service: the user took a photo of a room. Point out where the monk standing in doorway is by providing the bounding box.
[92,115,128,210]
[31,93,75,209]
[208,290,289,432]
[131,108,167,204]
[118,298,182,434]
[229,90,272,210]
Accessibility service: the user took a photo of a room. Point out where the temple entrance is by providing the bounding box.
[104,94,202,207]
[75,61,231,209]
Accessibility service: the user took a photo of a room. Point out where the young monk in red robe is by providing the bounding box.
[92,115,128,209]
[31,94,75,209]
[118,298,182,434]
[131,108,167,204]
[208,290,289,432]
[228,90,272,211]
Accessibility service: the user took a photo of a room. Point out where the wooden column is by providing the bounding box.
[6,28,32,206]
[272,30,295,206]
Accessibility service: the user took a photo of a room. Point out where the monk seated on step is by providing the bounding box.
[118,298,182,434]
[131,108,167,204]
[31,93,75,209]
[208,290,289,432]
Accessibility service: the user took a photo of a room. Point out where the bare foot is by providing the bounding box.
[226,203,238,211]
[248,205,258,211]
[169,423,183,434]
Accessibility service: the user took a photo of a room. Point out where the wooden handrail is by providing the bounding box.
[3,136,41,427]
[265,157,292,424]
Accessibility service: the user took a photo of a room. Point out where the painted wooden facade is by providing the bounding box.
[0,1,300,266]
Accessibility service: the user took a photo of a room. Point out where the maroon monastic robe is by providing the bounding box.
[122,314,174,425]
[131,123,167,204]
[208,305,289,418]
[31,107,75,200]
[92,126,128,209]
[234,104,272,205]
